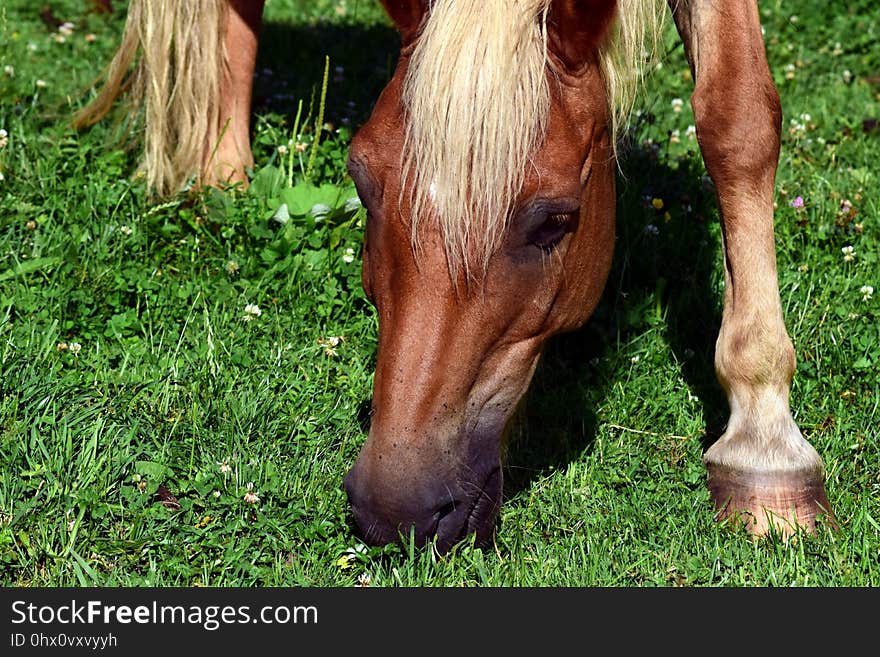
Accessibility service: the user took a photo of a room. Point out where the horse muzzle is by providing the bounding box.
[343,430,503,553]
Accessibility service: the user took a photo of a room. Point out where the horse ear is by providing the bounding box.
[378,0,429,45]
[548,0,617,71]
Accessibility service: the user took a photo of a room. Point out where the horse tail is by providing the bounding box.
[73,0,229,198]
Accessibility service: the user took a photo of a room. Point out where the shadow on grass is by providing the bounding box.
[252,20,401,134]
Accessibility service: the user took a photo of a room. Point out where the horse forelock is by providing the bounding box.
[399,0,666,281]
[401,0,554,281]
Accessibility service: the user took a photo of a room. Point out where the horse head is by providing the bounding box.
[344,0,621,552]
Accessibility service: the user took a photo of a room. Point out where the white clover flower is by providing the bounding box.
[58,22,75,36]
[685,125,696,140]
[789,118,806,137]
[277,144,288,156]
[295,140,308,153]
[3,65,13,77]
[218,459,232,474]
[35,79,47,88]
[318,335,344,357]
[85,33,97,43]
[243,482,259,504]
[243,303,262,321]
[842,69,853,84]
[118,225,132,236]
[342,247,355,264]
[670,129,680,143]
[841,245,855,262]
[69,342,82,354]
[27,42,38,52]
[0,129,7,149]
[860,285,874,301]
[784,63,796,79]
[671,98,684,113]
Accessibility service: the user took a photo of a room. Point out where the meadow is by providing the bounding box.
[0,0,878,586]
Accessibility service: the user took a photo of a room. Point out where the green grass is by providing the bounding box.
[1,0,878,586]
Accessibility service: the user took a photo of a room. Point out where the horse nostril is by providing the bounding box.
[342,465,366,513]
[435,500,457,521]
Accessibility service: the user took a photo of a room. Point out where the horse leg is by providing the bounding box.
[668,0,834,535]
[203,0,265,189]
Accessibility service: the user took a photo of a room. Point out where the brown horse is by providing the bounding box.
[77,0,835,552]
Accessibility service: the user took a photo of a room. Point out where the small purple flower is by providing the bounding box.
[790,195,804,209]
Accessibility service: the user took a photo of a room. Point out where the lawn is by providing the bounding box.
[0,0,878,586]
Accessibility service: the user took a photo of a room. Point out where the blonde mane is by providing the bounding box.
[401,0,665,280]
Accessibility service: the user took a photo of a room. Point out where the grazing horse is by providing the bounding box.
[77,0,835,552]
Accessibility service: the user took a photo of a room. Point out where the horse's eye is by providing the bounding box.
[347,156,380,211]
[530,211,577,252]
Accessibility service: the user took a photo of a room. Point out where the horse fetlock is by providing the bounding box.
[705,404,822,469]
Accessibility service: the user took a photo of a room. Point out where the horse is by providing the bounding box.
[75,0,835,553]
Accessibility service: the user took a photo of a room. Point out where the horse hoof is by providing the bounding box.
[202,162,250,192]
[706,462,836,537]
